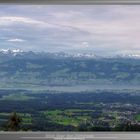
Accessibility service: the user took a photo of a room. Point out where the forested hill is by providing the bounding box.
[0,50,140,89]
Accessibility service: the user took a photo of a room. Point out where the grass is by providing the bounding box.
[135,114,140,122]
[0,113,9,116]
[0,112,32,125]
[42,109,92,127]
[1,93,35,101]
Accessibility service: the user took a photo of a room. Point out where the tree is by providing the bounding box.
[7,112,22,131]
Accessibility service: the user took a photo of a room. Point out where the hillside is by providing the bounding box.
[0,49,140,89]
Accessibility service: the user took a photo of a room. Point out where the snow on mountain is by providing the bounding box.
[72,53,96,58]
[115,54,140,59]
[0,49,23,56]
[52,52,96,58]
[48,52,140,59]
[124,54,140,59]
[0,49,140,59]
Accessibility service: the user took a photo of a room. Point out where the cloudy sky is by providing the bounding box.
[0,5,140,55]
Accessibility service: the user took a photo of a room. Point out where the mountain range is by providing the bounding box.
[0,49,140,89]
[1,49,140,59]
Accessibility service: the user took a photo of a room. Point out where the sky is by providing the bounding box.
[0,5,140,56]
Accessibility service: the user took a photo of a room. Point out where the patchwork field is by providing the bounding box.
[0,89,140,131]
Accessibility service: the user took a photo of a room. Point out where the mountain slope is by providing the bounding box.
[0,50,140,89]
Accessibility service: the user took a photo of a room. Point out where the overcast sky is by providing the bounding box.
[0,5,140,55]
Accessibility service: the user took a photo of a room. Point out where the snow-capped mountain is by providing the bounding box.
[0,49,23,56]
[72,53,96,58]
[0,48,140,88]
[0,49,97,59]
[0,49,140,59]
[121,54,140,59]
[52,52,96,58]
[114,54,140,59]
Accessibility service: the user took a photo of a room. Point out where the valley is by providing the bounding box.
[0,89,140,131]
[0,50,140,131]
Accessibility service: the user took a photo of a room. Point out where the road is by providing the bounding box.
[1,132,140,140]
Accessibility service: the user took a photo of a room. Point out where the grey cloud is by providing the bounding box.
[0,5,140,55]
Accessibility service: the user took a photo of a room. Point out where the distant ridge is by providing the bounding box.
[0,48,140,59]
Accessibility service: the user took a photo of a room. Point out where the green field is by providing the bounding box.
[42,109,92,127]
[1,93,35,101]
[0,113,32,125]
[135,115,140,122]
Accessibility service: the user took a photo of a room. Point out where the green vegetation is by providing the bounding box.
[7,112,22,131]
[1,93,35,101]
[135,115,140,122]
[0,112,32,126]
[115,72,130,80]
[0,56,140,89]
[42,109,91,127]
[0,89,140,131]
[18,113,32,125]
